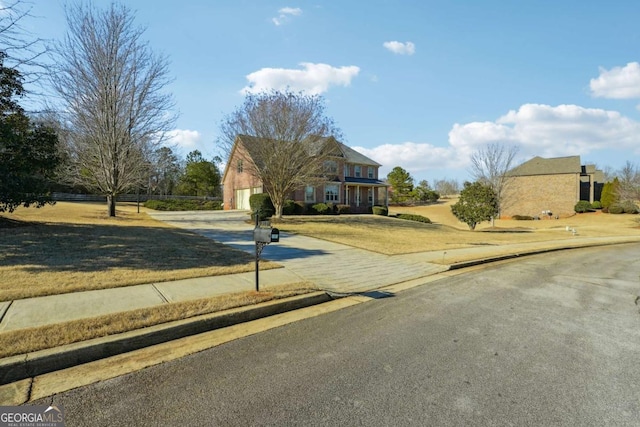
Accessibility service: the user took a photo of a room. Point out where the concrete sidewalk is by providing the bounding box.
[2,210,640,333]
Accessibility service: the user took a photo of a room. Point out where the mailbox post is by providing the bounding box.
[253,212,280,292]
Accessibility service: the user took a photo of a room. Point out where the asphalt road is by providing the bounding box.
[37,244,640,426]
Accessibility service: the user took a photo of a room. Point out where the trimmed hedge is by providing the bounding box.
[608,204,624,214]
[249,193,274,220]
[311,203,332,215]
[372,206,388,216]
[512,215,534,220]
[336,204,350,214]
[144,199,223,211]
[396,213,432,223]
[574,200,592,213]
[590,200,602,209]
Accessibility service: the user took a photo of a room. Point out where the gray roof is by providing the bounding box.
[507,156,581,176]
[337,142,381,167]
[235,134,381,167]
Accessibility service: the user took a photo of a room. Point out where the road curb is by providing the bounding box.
[448,240,640,270]
[0,291,332,386]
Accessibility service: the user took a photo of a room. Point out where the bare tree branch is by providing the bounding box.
[50,2,176,216]
[469,143,519,218]
[219,90,341,218]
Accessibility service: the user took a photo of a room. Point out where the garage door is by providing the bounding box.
[235,189,251,210]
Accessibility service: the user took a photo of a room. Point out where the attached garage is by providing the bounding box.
[235,187,262,210]
[235,189,251,210]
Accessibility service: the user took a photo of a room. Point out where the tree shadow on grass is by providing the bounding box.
[0,221,259,273]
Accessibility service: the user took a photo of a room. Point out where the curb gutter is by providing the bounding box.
[0,291,332,386]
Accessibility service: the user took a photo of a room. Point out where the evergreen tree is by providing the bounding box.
[0,52,60,213]
[450,181,498,230]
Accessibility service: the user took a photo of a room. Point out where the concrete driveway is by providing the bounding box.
[147,210,447,293]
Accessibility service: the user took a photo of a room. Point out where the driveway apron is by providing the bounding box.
[147,211,447,293]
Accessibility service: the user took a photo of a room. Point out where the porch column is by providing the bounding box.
[589,174,594,203]
[357,185,360,207]
[345,185,349,205]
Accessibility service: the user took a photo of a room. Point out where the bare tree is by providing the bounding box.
[51,3,175,216]
[0,1,49,96]
[469,143,519,220]
[434,178,460,198]
[616,161,640,201]
[219,90,341,218]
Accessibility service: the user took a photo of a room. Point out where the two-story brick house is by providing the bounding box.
[222,134,388,213]
[501,155,604,218]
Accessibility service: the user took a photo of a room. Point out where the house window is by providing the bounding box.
[325,184,339,203]
[355,165,362,178]
[368,167,374,179]
[368,188,374,204]
[237,160,243,173]
[305,186,315,203]
[344,164,349,177]
[323,160,337,174]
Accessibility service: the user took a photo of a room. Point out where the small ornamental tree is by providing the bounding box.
[450,181,498,230]
[600,178,619,210]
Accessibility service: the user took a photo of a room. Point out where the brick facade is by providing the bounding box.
[502,174,579,219]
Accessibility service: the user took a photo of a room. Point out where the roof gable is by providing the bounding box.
[508,156,581,176]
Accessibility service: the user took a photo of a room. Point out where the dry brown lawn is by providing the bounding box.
[0,282,316,358]
[274,198,640,255]
[0,202,278,301]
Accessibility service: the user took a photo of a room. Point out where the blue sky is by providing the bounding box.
[22,0,640,183]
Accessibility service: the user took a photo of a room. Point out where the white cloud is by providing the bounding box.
[353,103,640,179]
[272,7,302,26]
[449,103,640,159]
[352,142,463,178]
[240,62,360,95]
[166,129,202,150]
[590,62,640,99]
[383,41,415,55]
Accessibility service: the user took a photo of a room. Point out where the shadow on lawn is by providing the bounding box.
[0,221,263,273]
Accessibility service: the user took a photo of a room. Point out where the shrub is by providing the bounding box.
[512,215,534,220]
[325,203,336,214]
[608,204,624,214]
[372,206,388,216]
[282,199,296,215]
[143,199,222,211]
[249,193,274,220]
[622,200,639,214]
[311,203,331,215]
[574,200,592,213]
[336,204,350,214]
[294,201,307,214]
[396,213,431,223]
[590,200,602,209]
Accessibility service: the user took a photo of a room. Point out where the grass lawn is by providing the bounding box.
[1,198,638,358]
[274,199,640,255]
[0,282,316,358]
[0,202,279,301]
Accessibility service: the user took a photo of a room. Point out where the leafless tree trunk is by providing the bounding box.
[470,143,519,223]
[219,90,341,218]
[51,3,175,216]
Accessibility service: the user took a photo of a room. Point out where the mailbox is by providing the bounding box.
[253,227,272,243]
[254,227,280,243]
